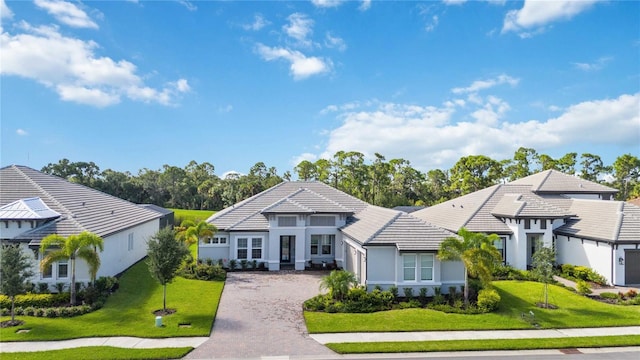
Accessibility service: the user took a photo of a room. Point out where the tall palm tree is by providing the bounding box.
[40,231,104,305]
[437,227,502,307]
[175,220,217,260]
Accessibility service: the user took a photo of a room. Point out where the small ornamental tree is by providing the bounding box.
[147,227,190,313]
[175,220,216,260]
[531,241,556,308]
[319,270,358,301]
[0,244,34,325]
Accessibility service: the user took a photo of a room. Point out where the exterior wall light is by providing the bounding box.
[619,257,624,265]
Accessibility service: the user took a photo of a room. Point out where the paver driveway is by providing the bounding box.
[185,271,335,359]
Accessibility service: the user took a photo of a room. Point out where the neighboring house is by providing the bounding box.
[0,165,168,289]
[413,170,640,286]
[204,170,640,289]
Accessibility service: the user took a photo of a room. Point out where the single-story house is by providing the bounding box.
[0,165,168,290]
[204,169,640,289]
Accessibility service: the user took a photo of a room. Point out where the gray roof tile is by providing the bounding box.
[510,170,618,194]
[1,165,161,240]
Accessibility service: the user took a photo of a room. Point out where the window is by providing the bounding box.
[58,260,68,278]
[202,236,227,245]
[524,219,531,229]
[278,216,297,227]
[494,237,506,261]
[237,238,248,259]
[310,235,334,255]
[420,254,434,281]
[251,237,262,259]
[310,216,336,226]
[42,263,53,279]
[540,219,547,229]
[403,255,416,281]
[128,233,134,251]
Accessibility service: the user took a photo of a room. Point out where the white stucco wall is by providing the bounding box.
[366,246,396,284]
[0,220,41,239]
[98,219,160,278]
[556,235,614,285]
[504,217,554,269]
[199,231,231,262]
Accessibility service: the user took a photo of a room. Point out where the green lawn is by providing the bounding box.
[171,208,216,224]
[327,335,640,354]
[0,260,224,341]
[0,347,193,360]
[305,281,640,333]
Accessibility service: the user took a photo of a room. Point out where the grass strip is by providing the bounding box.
[0,346,193,360]
[305,281,640,333]
[326,335,640,353]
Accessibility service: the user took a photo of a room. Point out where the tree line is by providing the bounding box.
[41,148,640,210]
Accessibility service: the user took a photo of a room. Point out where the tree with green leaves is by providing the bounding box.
[449,155,503,196]
[175,219,217,260]
[40,232,104,305]
[531,241,556,308]
[0,245,34,325]
[319,270,358,301]
[437,228,502,307]
[146,227,190,313]
[612,154,640,201]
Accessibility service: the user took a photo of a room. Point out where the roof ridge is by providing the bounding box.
[612,201,624,240]
[364,206,402,244]
[461,184,502,229]
[14,166,88,232]
[303,187,352,212]
[210,181,289,221]
[261,188,307,212]
[534,170,553,192]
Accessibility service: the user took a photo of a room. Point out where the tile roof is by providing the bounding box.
[491,193,572,218]
[0,165,162,240]
[555,200,640,243]
[209,181,368,231]
[341,205,456,251]
[0,197,61,220]
[510,170,618,194]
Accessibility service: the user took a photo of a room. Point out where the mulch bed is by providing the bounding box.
[153,308,176,316]
[0,319,24,328]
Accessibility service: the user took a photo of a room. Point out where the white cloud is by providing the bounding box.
[16,128,28,136]
[177,0,197,12]
[452,74,519,94]
[572,56,612,71]
[291,152,318,167]
[425,15,439,32]
[1,22,189,107]
[34,0,98,29]
[218,104,233,113]
[443,0,467,5]
[311,0,343,8]
[283,13,314,47]
[255,43,331,80]
[309,93,639,171]
[502,0,600,37]
[359,0,372,11]
[242,14,269,31]
[1,0,13,19]
[324,32,346,51]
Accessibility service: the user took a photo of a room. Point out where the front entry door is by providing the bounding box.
[280,236,295,263]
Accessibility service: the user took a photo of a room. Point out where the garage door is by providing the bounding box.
[625,250,640,285]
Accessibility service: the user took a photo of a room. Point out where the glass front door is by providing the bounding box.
[280,235,295,263]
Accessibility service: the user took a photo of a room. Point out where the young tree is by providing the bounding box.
[531,241,556,308]
[437,228,502,307]
[319,270,358,301]
[147,227,190,313]
[40,232,104,305]
[0,245,34,324]
[175,220,217,260]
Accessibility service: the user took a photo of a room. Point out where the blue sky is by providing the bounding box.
[1,0,638,177]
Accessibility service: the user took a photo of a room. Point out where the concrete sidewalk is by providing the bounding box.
[0,336,209,353]
[310,326,640,344]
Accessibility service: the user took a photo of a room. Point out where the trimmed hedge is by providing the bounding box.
[0,304,95,318]
[0,292,68,308]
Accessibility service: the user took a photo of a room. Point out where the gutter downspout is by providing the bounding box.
[611,245,615,286]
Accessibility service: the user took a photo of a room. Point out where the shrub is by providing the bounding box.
[388,286,398,300]
[448,286,458,301]
[205,258,213,266]
[228,259,237,270]
[576,280,592,295]
[180,262,226,281]
[561,264,575,277]
[251,260,258,269]
[403,287,414,299]
[600,292,620,300]
[54,283,66,293]
[240,259,248,270]
[37,282,50,294]
[625,289,638,299]
[398,299,422,309]
[94,276,119,294]
[477,288,501,312]
[418,288,428,303]
[0,292,69,308]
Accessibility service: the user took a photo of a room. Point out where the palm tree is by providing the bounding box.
[319,270,358,301]
[175,220,217,260]
[40,231,104,305]
[437,227,502,307]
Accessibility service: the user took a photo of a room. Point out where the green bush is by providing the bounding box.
[477,288,501,312]
[426,303,483,314]
[403,287,414,299]
[398,299,422,309]
[388,286,398,300]
[576,280,592,295]
[599,292,620,300]
[560,264,607,286]
[180,262,226,281]
[561,264,575,277]
[304,288,393,313]
[0,292,69,308]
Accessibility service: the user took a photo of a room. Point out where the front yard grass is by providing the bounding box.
[0,346,193,360]
[327,335,640,354]
[305,281,640,333]
[0,259,224,341]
